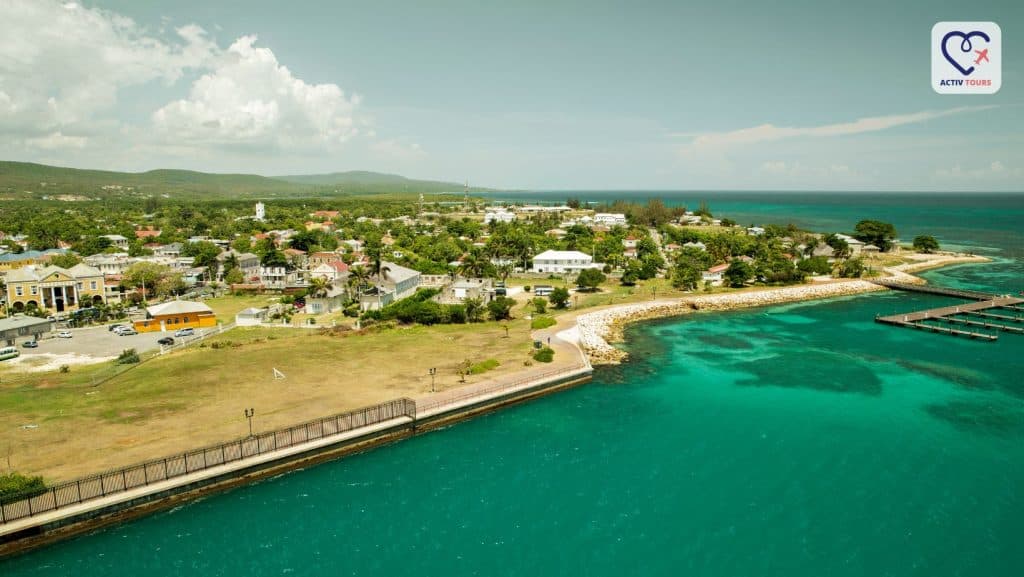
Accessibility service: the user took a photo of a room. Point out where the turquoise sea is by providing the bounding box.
[3,193,1023,576]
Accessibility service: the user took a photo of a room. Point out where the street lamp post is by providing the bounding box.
[244,408,255,437]
[429,367,436,393]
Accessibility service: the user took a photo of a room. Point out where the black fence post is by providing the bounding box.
[51,487,57,510]
[76,479,82,503]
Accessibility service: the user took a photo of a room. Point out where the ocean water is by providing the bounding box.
[3,193,1023,576]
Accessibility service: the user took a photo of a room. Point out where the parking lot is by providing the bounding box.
[20,325,206,359]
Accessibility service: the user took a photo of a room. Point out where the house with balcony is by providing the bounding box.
[531,250,604,274]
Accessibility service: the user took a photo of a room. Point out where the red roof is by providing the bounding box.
[327,261,349,273]
[708,263,730,273]
[135,228,161,239]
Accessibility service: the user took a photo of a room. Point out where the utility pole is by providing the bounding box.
[244,408,255,437]
[429,367,436,393]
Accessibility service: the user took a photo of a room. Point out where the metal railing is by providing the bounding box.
[0,398,416,525]
[416,364,590,413]
[159,323,236,354]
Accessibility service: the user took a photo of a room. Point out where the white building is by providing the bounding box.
[484,208,516,224]
[100,234,130,250]
[835,234,866,255]
[531,250,604,274]
[594,213,627,227]
[255,202,266,222]
[746,227,765,236]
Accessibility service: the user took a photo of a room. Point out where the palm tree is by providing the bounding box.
[308,276,330,299]
[496,263,513,283]
[348,265,369,294]
[458,251,486,278]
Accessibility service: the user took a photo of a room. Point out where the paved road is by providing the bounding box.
[21,325,201,358]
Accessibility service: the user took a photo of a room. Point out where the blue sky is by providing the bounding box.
[1,0,1021,190]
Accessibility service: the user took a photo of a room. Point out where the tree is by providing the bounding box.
[225,268,244,285]
[347,265,369,294]
[576,268,606,291]
[797,256,833,275]
[261,249,288,268]
[524,298,544,315]
[156,272,186,298]
[182,241,221,269]
[621,260,642,286]
[464,296,485,322]
[49,253,82,269]
[853,220,897,251]
[71,236,113,256]
[308,276,330,298]
[837,257,866,278]
[913,235,940,254]
[288,230,323,253]
[549,287,570,309]
[724,260,753,287]
[671,246,710,290]
[487,296,515,321]
[123,262,171,299]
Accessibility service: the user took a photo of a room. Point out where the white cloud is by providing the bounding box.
[935,161,1021,181]
[0,1,217,139]
[370,138,426,160]
[0,0,367,164]
[681,106,995,153]
[153,36,360,150]
[25,131,89,150]
[758,161,854,179]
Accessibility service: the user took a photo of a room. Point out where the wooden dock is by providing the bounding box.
[870,280,998,301]
[875,295,1024,342]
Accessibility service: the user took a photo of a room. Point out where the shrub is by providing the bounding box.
[531,316,556,330]
[532,346,555,363]
[524,285,531,292]
[0,473,47,502]
[576,268,606,291]
[469,358,501,374]
[550,287,570,309]
[59,365,70,373]
[487,296,516,321]
[531,297,547,314]
[116,348,140,365]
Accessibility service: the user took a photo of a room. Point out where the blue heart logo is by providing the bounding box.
[941,30,990,76]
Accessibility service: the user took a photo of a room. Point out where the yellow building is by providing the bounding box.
[5,264,106,313]
[0,250,67,273]
[133,301,217,333]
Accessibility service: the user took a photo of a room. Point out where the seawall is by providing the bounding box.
[0,366,592,558]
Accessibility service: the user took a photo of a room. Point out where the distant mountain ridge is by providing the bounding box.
[0,161,486,200]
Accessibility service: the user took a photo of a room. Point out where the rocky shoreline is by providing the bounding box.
[576,280,883,365]
[574,253,992,365]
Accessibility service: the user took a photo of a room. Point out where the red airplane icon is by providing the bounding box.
[974,49,989,65]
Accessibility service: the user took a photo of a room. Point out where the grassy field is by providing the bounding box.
[0,315,537,481]
[202,294,282,320]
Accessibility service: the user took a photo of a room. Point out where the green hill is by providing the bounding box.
[0,161,488,200]
[272,170,486,193]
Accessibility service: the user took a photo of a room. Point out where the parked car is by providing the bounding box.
[108,324,126,332]
[118,328,138,336]
[157,337,175,346]
[56,331,73,339]
[174,328,195,338]
[113,325,134,335]
[22,341,38,348]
